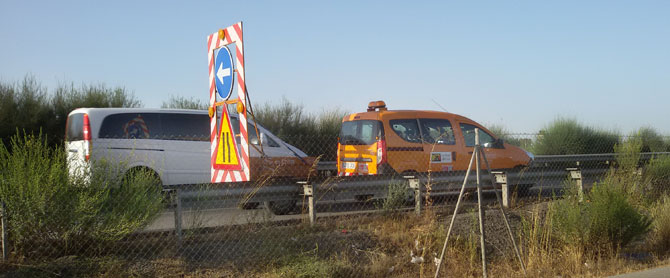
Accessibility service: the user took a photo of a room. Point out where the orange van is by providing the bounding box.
[337,101,533,176]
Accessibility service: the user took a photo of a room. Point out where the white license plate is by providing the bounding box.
[342,162,356,170]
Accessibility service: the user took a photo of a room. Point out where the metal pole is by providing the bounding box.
[302,182,316,226]
[435,143,478,278]
[567,168,583,202]
[482,150,527,275]
[475,129,488,278]
[408,178,421,216]
[174,189,183,241]
[492,172,509,208]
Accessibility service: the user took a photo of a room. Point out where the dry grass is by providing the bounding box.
[2,202,667,278]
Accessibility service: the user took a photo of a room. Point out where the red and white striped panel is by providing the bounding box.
[208,22,250,183]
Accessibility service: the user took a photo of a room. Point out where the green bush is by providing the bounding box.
[631,127,668,153]
[0,132,163,258]
[552,177,652,252]
[533,118,620,155]
[381,181,409,212]
[644,155,670,198]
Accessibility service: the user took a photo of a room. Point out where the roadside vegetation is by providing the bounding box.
[2,75,670,277]
[0,76,140,149]
[0,132,163,259]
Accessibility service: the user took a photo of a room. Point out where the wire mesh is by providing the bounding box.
[1,131,669,277]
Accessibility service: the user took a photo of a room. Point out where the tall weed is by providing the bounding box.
[650,196,670,253]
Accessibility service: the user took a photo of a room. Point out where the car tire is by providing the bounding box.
[264,200,297,215]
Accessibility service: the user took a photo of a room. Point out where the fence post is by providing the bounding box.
[408,178,422,216]
[173,189,183,241]
[300,181,316,226]
[1,201,7,261]
[492,171,509,208]
[567,168,584,202]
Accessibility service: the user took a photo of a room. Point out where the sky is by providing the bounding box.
[1,0,669,134]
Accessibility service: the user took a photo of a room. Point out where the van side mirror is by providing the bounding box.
[250,137,259,145]
[260,133,266,145]
[483,138,504,149]
[495,138,504,148]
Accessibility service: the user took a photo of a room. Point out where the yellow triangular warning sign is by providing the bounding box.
[215,106,241,169]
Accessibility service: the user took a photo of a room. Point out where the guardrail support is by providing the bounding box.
[408,178,421,216]
[173,189,183,241]
[492,171,509,208]
[567,168,584,202]
[301,182,316,226]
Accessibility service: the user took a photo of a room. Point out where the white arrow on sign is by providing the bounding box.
[217,63,231,84]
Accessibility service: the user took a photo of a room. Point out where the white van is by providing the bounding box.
[65,108,314,187]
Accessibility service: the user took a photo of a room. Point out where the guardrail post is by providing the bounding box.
[492,171,509,208]
[567,168,584,202]
[173,189,183,241]
[301,182,316,226]
[408,178,421,216]
[1,201,7,261]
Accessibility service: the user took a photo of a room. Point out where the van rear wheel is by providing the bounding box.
[264,200,297,215]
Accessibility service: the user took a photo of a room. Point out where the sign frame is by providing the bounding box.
[208,22,250,183]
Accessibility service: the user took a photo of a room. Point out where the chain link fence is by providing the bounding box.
[1,131,670,277]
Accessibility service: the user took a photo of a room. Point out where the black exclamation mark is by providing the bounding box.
[225,132,230,163]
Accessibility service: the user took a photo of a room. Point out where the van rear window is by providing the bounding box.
[66,113,85,141]
[98,113,209,141]
[339,120,382,145]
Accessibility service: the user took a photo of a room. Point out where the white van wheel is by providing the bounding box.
[123,167,162,189]
[264,200,296,215]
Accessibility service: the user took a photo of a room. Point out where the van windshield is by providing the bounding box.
[339,120,382,145]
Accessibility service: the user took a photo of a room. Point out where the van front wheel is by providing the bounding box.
[264,200,297,215]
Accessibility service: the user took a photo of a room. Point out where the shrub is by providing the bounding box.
[631,127,668,153]
[381,181,409,212]
[0,132,163,258]
[533,118,619,155]
[551,179,652,253]
[644,156,670,198]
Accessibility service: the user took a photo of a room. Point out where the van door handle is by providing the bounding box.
[468,151,473,154]
[69,149,78,153]
[452,151,456,161]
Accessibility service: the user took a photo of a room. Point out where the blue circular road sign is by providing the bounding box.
[214,46,234,99]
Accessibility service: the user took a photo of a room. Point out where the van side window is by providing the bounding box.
[161,114,209,141]
[460,123,495,147]
[99,113,162,139]
[389,119,422,143]
[419,119,455,145]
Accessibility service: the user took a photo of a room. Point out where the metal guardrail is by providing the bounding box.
[156,152,670,236]
[168,152,670,208]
